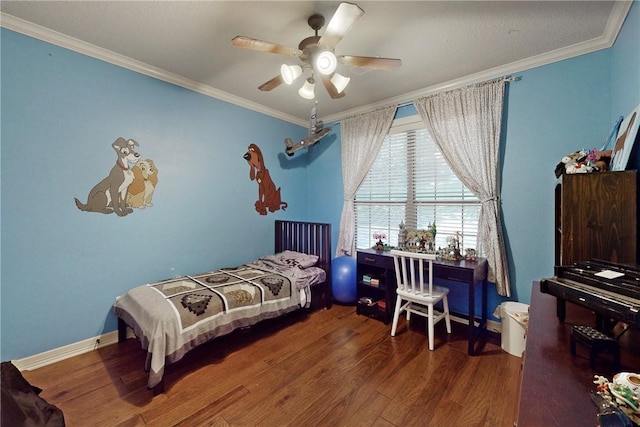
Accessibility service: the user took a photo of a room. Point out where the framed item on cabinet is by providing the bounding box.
[610,104,639,171]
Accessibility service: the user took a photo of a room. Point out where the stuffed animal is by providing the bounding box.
[590,149,612,172]
[555,148,614,178]
[555,151,592,177]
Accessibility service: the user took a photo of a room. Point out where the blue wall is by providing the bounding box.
[306,2,639,313]
[1,2,638,361]
[1,29,308,360]
[501,50,612,303]
[612,2,640,120]
[611,1,640,170]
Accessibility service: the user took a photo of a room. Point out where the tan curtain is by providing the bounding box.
[414,80,511,297]
[337,105,397,257]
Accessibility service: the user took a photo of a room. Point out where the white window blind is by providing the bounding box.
[354,115,480,251]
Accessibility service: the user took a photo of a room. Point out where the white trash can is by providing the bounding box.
[499,302,529,357]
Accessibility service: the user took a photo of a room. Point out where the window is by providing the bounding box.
[354,115,480,251]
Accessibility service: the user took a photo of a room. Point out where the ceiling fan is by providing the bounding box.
[231,2,402,100]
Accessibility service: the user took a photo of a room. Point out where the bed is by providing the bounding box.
[113,220,332,394]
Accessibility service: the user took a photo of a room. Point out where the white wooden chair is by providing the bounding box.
[390,249,451,350]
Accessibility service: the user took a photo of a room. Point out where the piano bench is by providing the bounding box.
[570,325,620,371]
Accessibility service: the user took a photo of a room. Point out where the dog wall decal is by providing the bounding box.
[243,144,287,215]
[74,137,141,216]
[127,159,158,209]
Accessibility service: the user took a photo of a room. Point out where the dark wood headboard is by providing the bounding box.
[275,220,331,271]
[275,220,332,309]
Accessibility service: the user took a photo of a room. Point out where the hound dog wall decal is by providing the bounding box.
[74,137,158,216]
[243,144,287,215]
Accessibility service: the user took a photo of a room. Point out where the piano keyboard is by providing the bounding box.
[554,277,640,309]
[541,259,640,327]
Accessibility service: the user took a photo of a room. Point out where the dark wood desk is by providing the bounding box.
[356,249,488,355]
[517,282,640,426]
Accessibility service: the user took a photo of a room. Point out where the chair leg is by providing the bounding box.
[391,296,403,337]
[427,304,435,351]
[443,296,452,334]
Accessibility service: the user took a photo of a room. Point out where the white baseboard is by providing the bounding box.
[448,313,502,334]
[487,319,502,334]
[11,317,501,372]
[12,328,135,372]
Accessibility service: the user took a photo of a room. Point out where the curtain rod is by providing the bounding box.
[393,75,522,109]
[329,75,522,123]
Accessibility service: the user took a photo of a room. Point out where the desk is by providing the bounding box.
[516,282,640,426]
[356,249,488,355]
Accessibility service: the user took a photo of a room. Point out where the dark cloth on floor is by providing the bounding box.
[1,361,65,427]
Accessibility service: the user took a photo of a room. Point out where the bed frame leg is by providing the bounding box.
[117,318,127,343]
[325,283,333,309]
[320,282,332,309]
[312,282,332,310]
[152,379,165,396]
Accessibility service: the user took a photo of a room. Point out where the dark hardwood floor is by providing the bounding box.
[22,304,522,426]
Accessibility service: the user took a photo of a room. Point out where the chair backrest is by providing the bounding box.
[390,249,437,296]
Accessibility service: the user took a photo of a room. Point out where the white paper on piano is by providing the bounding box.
[594,269,624,279]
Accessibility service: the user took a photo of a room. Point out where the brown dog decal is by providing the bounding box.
[243,144,287,215]
[127,159,158,209]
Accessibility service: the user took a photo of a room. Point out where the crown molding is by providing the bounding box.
[1,0,632,127]
[0,12,308,127]
[323,0,633,124]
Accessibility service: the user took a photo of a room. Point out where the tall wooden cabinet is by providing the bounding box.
[555,170,638,266]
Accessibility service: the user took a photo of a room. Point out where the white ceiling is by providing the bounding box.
[0,1,632,126]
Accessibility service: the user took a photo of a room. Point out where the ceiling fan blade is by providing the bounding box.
[232,36,301,57]
[338,55,402,70]
[321,74,345,99]
[258,75,283,91]
[318,3,364,49]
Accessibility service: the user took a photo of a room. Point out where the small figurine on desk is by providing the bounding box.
[398,221,407,249]
[373,233,387,251]
[441,232,463,260]
[407,226,435,252]
[465,248,477,262]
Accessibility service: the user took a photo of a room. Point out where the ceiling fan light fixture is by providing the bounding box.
[330,72,350,93]
[315,50,337,75]
[280,64,302,85]
[298,78,315,99]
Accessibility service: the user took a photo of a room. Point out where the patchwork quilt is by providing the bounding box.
[113,251,325,389]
